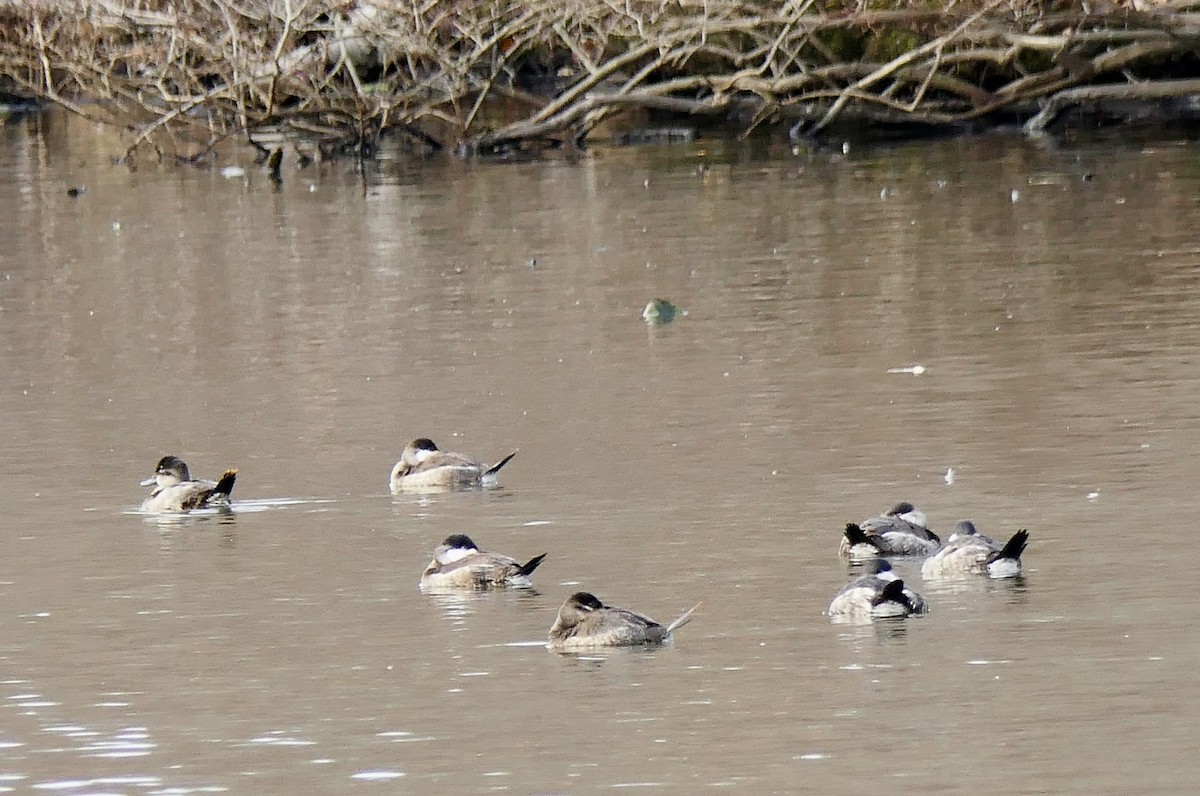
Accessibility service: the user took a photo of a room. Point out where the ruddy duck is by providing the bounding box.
[839,501,941,557]
[827,559,928,619]
[418,534,546,591]
[389,438,516,492]
[921,521,1029,579]
[139,455,237,512]
[548,592,699,650]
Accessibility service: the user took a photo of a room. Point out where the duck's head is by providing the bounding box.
[401,438,440,466]
[140,455,190,488]
[888,502,927,528]
[556,591,605,625]
[866,559,898,580]
[952,520,978,539]
[433,534,480,564]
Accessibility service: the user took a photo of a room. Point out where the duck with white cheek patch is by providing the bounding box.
[828,559,928,620]
[389,437,516,492]
[921,521,1029,579]
[840,501,941,558]
[418,534,546,591]
[139,455,237,513]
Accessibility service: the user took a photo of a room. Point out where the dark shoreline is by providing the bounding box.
[4,1,1200,162]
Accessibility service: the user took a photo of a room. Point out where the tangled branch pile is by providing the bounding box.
[3,0,1200,160]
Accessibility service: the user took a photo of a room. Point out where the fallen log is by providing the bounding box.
[1024,77,1200,134]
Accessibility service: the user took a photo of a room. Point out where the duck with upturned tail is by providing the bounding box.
[548,592,699,650]
[921,521,1029,579]
[419,534,546,591]
[828,559,929,620]
[139,455,237,512]
[389,437,516,492]
[840,501,941,557]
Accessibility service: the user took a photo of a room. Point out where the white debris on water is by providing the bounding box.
[247,733,315,746]
[350,771,405,781]
[944,467,955,485]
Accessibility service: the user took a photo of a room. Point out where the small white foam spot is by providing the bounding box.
[351,771,405,781]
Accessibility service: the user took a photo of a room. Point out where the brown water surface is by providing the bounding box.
[2,114,1199,794]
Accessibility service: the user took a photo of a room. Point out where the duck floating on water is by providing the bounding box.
[139,455,237,512]
[548,592,699,650]
[840,501,941,557]
[828,559,928,620]
[389,437,516,492]
[418,534,546,591]
[921,521,1029,579]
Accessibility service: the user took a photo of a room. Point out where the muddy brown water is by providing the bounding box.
[1,115,1199,793]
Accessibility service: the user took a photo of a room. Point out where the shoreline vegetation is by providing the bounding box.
[3,0,1200,163]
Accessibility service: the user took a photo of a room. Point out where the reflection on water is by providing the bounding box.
[832,619,912,646]
[3,115,1200,791]
[130,498,335,540]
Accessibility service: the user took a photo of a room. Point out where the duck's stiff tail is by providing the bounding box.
[873,579,912,610]
[666,603,701,636]
[213,468,238,497]
[995,529,1029,562]
[517,553,547,577]
[844,522,882,550]
[485,451,518,478]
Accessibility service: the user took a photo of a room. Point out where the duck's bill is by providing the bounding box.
[139,476,157,486]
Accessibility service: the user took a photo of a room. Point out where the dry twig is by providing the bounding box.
[2,0,1200,159]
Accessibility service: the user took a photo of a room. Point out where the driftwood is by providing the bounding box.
[1024,76,1200,132]
[3,0,1200,161]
